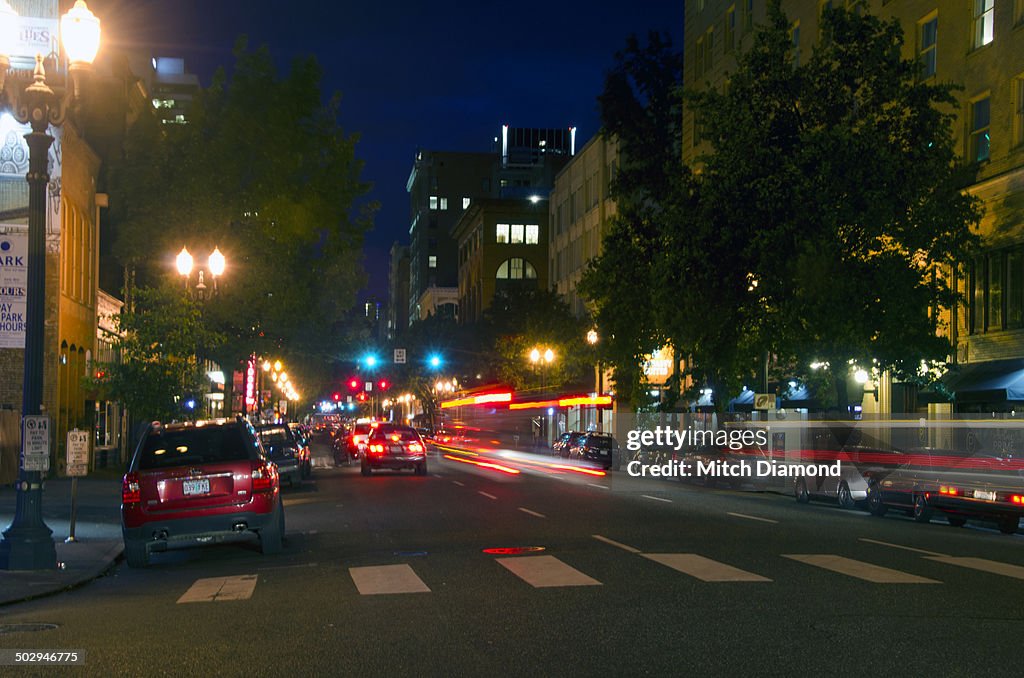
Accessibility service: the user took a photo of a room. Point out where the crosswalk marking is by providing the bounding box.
[926,556,1024,580]
[592,534,641,554]
[784,555,940,584]
[349,564,431,595]
[727,512,778,524]
[642,554,771,582]
[177,575,258,603]
[497,555,602,588]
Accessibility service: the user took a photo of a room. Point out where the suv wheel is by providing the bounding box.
[998,515,1020,535]
[795,478,810,504]
[260,503,284,555]
[867,482,887,517]
[912,494,932,523]
[837,481,855,510]
[361,461,371,477]
[124,538,149,568]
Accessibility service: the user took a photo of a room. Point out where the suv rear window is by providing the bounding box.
[585,436,613,449]
[257,426,293,446]
[138,426,252,470]
[370,427,420,441]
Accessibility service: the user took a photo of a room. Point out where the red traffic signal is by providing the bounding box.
[347,377,360,392]
[357,392,367,402]
[378,379,389,391]
[332,392,341,402]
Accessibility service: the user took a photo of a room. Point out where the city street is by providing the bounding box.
[0,438,1022,676]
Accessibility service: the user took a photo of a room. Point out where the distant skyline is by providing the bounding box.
[93,0,683,298]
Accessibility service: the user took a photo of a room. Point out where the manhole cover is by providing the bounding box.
[0,623,59,634]
[482,546,546,555]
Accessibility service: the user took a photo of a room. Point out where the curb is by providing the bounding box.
[0,542,123,608]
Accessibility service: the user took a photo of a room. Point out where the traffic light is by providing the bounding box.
[428,354,442,369]
[332,392,341,402]
[378,379,389,391]
[357,392,367,402]
[348,377,360,392]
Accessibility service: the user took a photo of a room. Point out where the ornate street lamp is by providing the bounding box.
[0,0,101,570]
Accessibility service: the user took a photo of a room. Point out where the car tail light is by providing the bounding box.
[369,444,384,454]
[408,443,423,453]
[1012,495,1023,504]
[122,473,140,505]
[939,486,959,496]
[252,461,278,493]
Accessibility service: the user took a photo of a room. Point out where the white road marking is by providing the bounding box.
[926,556,1024,580]
[587,483,609,490]
[497,555,601,588]
[642,554,771,582]
[452,481,465,487]
[478,491,498,500]
[349,564,431,595]
[784,554,940,584]
[432,474,443,478]
[858,538,947,557]
[177,575,259,603]
[727,512,778,524]
[642,495,673,503]
[518,507,546,518]
[592,534,641,554]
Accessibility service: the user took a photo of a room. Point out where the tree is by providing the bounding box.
[689,2,981,410]
[105,40,375,408]
[580,31,684,406]
[89,285,225,422]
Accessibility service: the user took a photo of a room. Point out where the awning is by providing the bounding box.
[936,358,1024,403]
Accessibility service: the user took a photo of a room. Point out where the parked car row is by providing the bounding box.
[552,431,617,470]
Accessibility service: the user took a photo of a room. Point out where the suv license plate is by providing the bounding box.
[974,490,996,501]
[183,479,211,496]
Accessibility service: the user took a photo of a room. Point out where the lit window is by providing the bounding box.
[970,96,991,162]
[974,0,994,48]
[440,197,448,210]
[496,223,509,244]
[428,255,437,269]
[429,196,438,210]
[463,197,471,209]
[525,224,539,244]
[919,17,937,79]
[510,258,524,279]
[495,258,537,280]
[511,224,524,244]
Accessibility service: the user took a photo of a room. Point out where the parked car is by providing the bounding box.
[553,431,584,458]
[569,433,617,470]
[121,418,285,567]
[864,446,1024,534]
[362,424,428,476]
[255,424,304,487]
[288,422,313,478]
[793,445,874,509]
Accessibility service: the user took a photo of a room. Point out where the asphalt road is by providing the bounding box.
[1,437,1023,677]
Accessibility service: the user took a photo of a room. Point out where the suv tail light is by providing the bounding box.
[122,473,140,505]
[252,461,278,493]
[408,443,423,453]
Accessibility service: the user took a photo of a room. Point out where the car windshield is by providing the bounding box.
[257,427,293,446]
[371,428,420,441]
[138,426,250,470]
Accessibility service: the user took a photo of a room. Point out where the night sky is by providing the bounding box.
[92,0,683,298]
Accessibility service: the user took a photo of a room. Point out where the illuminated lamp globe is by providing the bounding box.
[175,247,193,276]
[209,247,226,277]
[61,1,101,65]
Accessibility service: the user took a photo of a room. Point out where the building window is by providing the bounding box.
[972,256,985,333]
[1009,251,1024,329]
[705,28,714,72]
[725,6,736,53]
[428,255,437,269]
[744,0,754,32]
[1015,75,1024,148]
[973,0,994,49]
[970,96,991,162]
[697,0,706,12]
[694,36,705,80]
[990,253,1003,330]
[919,16,937,79]
[510,224,524,244]
[496,258,538,280]
[440,197,448,210]
[525,224,539,244]
[463,197,471,209]
[496,223,510,244]
[429,196,439,210]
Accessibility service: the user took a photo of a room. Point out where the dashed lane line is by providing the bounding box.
[726,512,778,524]
[478,491,498,500]
[518,507,546,518]
[592,534,641,554]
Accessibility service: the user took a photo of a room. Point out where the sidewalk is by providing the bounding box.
[0,473,123,606]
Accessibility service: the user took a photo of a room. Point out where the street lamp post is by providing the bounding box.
[176,246,226,299]
[0,0,102,570]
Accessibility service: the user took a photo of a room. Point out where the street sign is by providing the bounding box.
[66,429,90,477]
[365,381,373,392]
[754,393,775,410]
[21,414,50,472]
[394,348,406,364]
